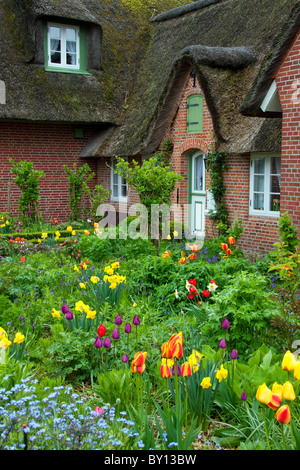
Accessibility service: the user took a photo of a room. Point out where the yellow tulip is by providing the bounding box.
[272,382,283,399]
[294,362,300,381]
[282,381,296,401]
[282,350,297,371]
[67,226,72,232]
[256,383,272,405]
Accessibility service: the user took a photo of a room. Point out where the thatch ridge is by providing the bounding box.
[151,0,225,22]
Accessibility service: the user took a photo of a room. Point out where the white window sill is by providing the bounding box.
[249,210,280,218]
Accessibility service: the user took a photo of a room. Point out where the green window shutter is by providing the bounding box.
[187,94,203,133]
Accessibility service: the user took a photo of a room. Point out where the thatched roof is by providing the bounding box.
[0,0,299,157]
[0,0,151,125]
[93,0,300,157]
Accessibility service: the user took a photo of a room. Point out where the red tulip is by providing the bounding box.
[275,405,291,424]
[267,393,281,411]
[97,324,106,337]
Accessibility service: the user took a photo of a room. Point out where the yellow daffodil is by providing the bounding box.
[37,238,41,243]
[0,328,11,349]
[188,349,204,372]
[216,364,228,382]
[13,332,25,344]
[67,226,72,232]
[109,283,117,289]
[51,308,61,319]
[79,283,86,289]
[55,231,60,238]
[104,266,114,275]
[86,308,96,319]
[111,261,120,269]
[133,302,137,307]
[282,350,297,371]
[41,232,47,239]
[72,230,76,236]
[75,300,85,312]
[90,276,100,284]
[74,265,79,272]
[201,377,212,389]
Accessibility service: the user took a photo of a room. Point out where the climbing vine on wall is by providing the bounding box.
[206,146,229,227]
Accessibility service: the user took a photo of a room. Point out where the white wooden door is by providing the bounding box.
[189,152,206,237]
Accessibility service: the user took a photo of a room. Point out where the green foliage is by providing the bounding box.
[278,211,299,253]
[205,147,229,226]
[9,159,45,224]
[93,368,136,407]
[85,184,109,221]
[201,271,279,355]
[64,163,95,221]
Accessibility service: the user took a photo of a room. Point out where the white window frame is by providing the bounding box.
[249,153,281,217]
[47,22,80,70]
[110,158,128,202]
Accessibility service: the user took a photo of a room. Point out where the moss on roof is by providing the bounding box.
[94,0,299,156]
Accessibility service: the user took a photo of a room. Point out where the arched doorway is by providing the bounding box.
[188,150,206,237]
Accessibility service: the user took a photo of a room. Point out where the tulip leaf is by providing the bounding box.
[291,419,300,450]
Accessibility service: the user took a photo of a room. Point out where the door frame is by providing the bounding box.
[188,150,206,237]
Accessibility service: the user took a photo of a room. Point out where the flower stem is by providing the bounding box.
[263,407,271,450]
[281,423,287,450]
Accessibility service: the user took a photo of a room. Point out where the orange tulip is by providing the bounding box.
[170,341,183,359]
[221,243,228,251]
[161,342,173,359]
[189,253,196,260]
[131,351,147,373]
[181,361,192,377]
[275,405,291,424]
[228,236,235,245]
[161,363,172,378]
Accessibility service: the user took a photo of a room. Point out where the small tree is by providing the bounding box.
[64,163,95,221]
[115,150,183,251]
[9,158,45,224]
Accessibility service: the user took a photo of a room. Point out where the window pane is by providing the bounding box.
[113,184,118,198]
[254,157,265,174]
[49,27,61,64]
[270,194,280,212]
[194,156,203,191]
[254,193,264,210]
[254,175,264,192]
[66,28,77,65]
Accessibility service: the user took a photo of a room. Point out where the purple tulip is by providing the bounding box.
[65,310,73,320]
[112,327,120,340]
[61,304,70,314]
[103,337,111,348]
[219,338,226,349]
[124,322,131,334]
[133,315,140,326]
[122,354,128,363]
[95,336,102,348]
[231,349,237,360]
[241,392,247,402]
[172,363,182,377]
[221,318,230,330]
[115,314,122,326]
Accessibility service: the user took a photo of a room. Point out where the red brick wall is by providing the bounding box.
[0,122,98,222]
[275,29,300,230]
[161,69,281,254]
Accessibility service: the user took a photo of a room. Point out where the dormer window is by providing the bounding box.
[45,22,88,73]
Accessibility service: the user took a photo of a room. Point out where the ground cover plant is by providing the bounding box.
[0,211,300,451]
